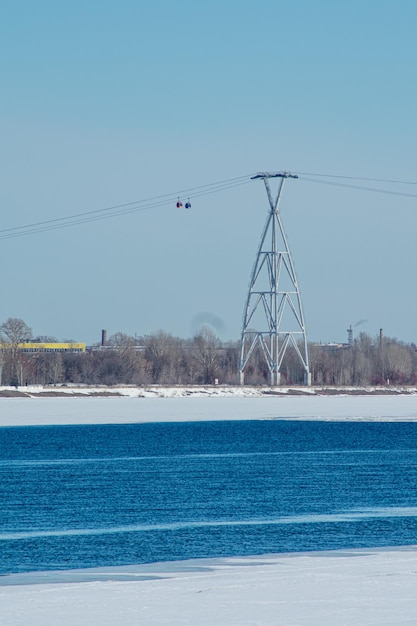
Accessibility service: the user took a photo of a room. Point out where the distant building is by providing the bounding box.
[0,342,86,353]
[314,342,351,352]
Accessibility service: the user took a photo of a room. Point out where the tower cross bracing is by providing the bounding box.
[239,172,311,386]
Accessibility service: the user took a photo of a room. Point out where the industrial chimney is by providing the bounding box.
[101,329,107,347]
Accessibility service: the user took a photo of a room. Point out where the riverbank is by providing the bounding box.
[1,384,417,398]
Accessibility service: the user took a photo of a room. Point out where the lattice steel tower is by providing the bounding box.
[239,172,311,386]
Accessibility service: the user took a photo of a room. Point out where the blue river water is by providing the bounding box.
[1,420,417,575]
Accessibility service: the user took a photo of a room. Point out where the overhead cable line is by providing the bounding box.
[0,175,252,241]
[298,176,417,199]
[0,174,251,235]
[297,172,417,186]
[1,170,416,242]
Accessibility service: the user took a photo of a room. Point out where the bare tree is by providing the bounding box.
[0,318,33,385]
[27,352,64,385]
[192,326,221,384]
[380,339,412,385]
[0,318,32,345]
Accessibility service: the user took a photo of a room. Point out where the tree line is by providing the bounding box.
[1,317,417,387]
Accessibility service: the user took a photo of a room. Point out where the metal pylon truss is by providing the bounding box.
[239,172,311,386]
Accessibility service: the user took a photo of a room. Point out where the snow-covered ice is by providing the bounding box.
[1,547,417,625]
[1,391,417,426]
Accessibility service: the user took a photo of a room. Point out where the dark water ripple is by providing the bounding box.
[1,421,417,574]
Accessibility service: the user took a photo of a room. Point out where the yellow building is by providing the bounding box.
[0,342,86,353]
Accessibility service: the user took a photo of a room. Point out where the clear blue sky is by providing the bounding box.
[1,0,417,345]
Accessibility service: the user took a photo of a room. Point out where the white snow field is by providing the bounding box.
[1,547,417,626]
[1,391,417,426]
[2,393,417,624]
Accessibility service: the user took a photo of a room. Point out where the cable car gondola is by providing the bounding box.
[176,197,183,208]
[185,199,191,209]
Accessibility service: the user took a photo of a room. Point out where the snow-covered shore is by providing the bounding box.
[1,383,417,398]
[2,547,417,625]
